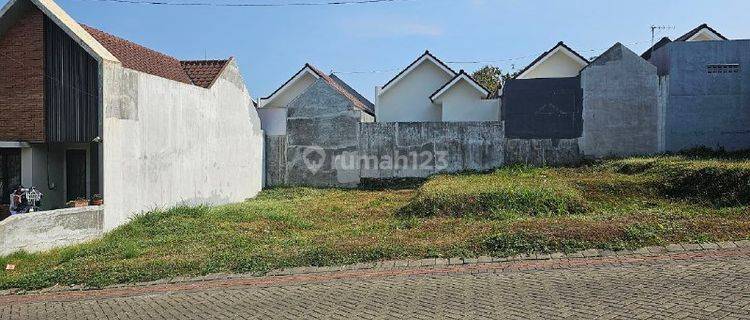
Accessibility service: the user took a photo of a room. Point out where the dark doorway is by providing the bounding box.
[66,150,87,201]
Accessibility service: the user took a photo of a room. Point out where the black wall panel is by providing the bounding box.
[44,17,99,143]
[502,77,583,139]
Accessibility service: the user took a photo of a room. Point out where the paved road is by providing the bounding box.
[1,248,749,319]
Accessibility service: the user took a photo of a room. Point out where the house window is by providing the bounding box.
[0,149,22,205]
[707,64,740,74]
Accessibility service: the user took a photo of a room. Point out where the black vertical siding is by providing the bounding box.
[44,17,99,143]
[501,77,583,139]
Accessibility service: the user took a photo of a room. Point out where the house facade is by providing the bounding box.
[0,0,264,234]
[502,42,589,139]
[375,51,500,123]
[644,24,750,152]
[256,64,374,136]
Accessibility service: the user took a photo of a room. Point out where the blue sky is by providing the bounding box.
[22,0,750,100]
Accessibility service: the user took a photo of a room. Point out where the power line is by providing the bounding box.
[332,39,653,75]
[76,0,412,7]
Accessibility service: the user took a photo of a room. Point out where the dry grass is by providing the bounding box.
[0,153,748,290]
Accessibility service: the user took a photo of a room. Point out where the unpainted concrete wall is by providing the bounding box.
[654,40,750,152]
[0,206,103,256]
[285,78,362,187]
[264,135,286,187]
[580,43,660,157]
[101,59,264,230]
[504,138,581,166]
[359,122,505,179]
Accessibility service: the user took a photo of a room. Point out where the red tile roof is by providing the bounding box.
[181,59,231,88]
[81,25,228,88]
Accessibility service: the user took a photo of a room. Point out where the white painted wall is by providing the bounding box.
[517,50,587,79]
[102,59,264,230]
[438,81,500,122]
[257,107,287,135]
[376,61,453,122]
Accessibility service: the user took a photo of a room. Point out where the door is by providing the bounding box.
[66,150,87,201]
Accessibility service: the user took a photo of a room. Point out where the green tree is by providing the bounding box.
[472,65,516,95]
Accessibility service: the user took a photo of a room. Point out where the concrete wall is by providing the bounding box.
[285,78,362,187]
[264,135,286,187]
[0,206,103,255]
[360,122,505,179]
[504,138,581,166]
[580,43,660,157]
[438,80,500,122]
[101,59,264,230]
[376,61,452,122]
[656,40,750,152]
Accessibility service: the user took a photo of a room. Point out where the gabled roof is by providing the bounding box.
[514,42,590,79]
[260,64,374,116]
[641,37,672,60]
[0,0,231,88]
[329,74,375,113]
[0,0,118,62]
[641,24,728,61]
[675,23,727,42]
[82,26,231,88]
[82,25,194,84]
[378,50,457,96]
[429,70,490,103]
[181,59,232,88]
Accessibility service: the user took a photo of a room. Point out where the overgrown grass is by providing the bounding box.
[398,166,588,219]
[0,152,749,291]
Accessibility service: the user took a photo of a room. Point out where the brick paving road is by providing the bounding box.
[1,248,750,319]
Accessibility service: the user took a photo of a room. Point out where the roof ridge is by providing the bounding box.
[81,24,185,65]
[81,24,195,85]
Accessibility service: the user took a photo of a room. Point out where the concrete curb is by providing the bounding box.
[5,240,750,296]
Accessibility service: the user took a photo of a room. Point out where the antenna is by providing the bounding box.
[649,25,675,58]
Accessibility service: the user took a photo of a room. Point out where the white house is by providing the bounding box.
[514,42,590,80]
[430,70,498,122]
[257,64,374,135]
[375,51,500,123]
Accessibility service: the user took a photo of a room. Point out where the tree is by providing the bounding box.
[471,65,516,95]
[472,65,502,95]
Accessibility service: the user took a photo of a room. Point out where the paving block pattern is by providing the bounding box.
[1,247,749,319]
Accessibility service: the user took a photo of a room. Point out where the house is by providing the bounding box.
[644,24,750,151]
[0,0,264,243]
[256,64,374,136]
[641,24,728,60]
[257,64,375,187]
[501,42,589,138]
[513,42,590,80]
[375,51,500,123]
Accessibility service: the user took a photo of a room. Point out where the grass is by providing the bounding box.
[0,152,749,290]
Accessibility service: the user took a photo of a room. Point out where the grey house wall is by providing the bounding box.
[580,43,660,157]
[652,40,750,152]
[285,78,362,187]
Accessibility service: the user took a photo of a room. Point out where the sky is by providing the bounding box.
[14,0,750,101]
